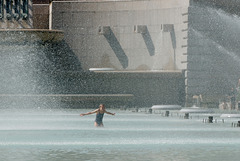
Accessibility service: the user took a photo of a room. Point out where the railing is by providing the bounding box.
[0,0,29,20]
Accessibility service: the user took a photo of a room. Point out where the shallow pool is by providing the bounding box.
[0,109,240,161]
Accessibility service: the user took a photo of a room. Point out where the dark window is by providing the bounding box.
[23,0,28,14]
[0,0,2,19]
[6,0,11,14]
[14,0,19,14]
[0,0,2,14]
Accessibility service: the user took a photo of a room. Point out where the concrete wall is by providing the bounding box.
[0,0,188,108]
[51,0,189,71]
[51,71,186,107]
[48,0,189,107]
[32,0,50,29]
[33,4,49,29]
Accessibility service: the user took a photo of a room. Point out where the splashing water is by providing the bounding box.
[0,31,82,109]
[187,5,240,97]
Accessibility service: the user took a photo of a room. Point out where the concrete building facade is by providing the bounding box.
[47,0,189,107]
[0,0,189,108]
[1,0,240,107]
[50,0,189,71]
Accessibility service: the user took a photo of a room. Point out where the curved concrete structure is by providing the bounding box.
[220,114,240,118]
[89,68,115,71]
[151,105,182,110]
[180,107,213,113]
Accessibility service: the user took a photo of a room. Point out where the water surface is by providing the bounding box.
[0,109,240,161]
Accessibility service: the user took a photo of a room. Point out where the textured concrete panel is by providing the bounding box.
[115,2,132,11]
[97,2,116,11]
[33,4,49,29]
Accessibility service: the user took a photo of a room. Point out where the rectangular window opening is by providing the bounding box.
[22,0,28,19]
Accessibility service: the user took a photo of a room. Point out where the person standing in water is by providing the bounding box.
[80,104,115,127]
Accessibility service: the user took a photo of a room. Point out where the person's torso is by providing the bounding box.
[95,111,104,122]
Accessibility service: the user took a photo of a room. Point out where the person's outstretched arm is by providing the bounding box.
[105,110,115,115]
[80,109,98,116]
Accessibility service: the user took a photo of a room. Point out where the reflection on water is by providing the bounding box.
[1,146,240,161]
[0,109,240,161]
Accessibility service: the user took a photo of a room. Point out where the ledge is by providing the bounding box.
[0,29,64,43]
[0,94,134,102]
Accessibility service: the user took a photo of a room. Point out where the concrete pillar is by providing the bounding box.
[49,1,52,30]
[148,108,152,114]
[184,113,189,119]
[208,116,213,123]
[165,111,170,117]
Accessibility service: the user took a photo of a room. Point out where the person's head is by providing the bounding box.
[99,104,105,110]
